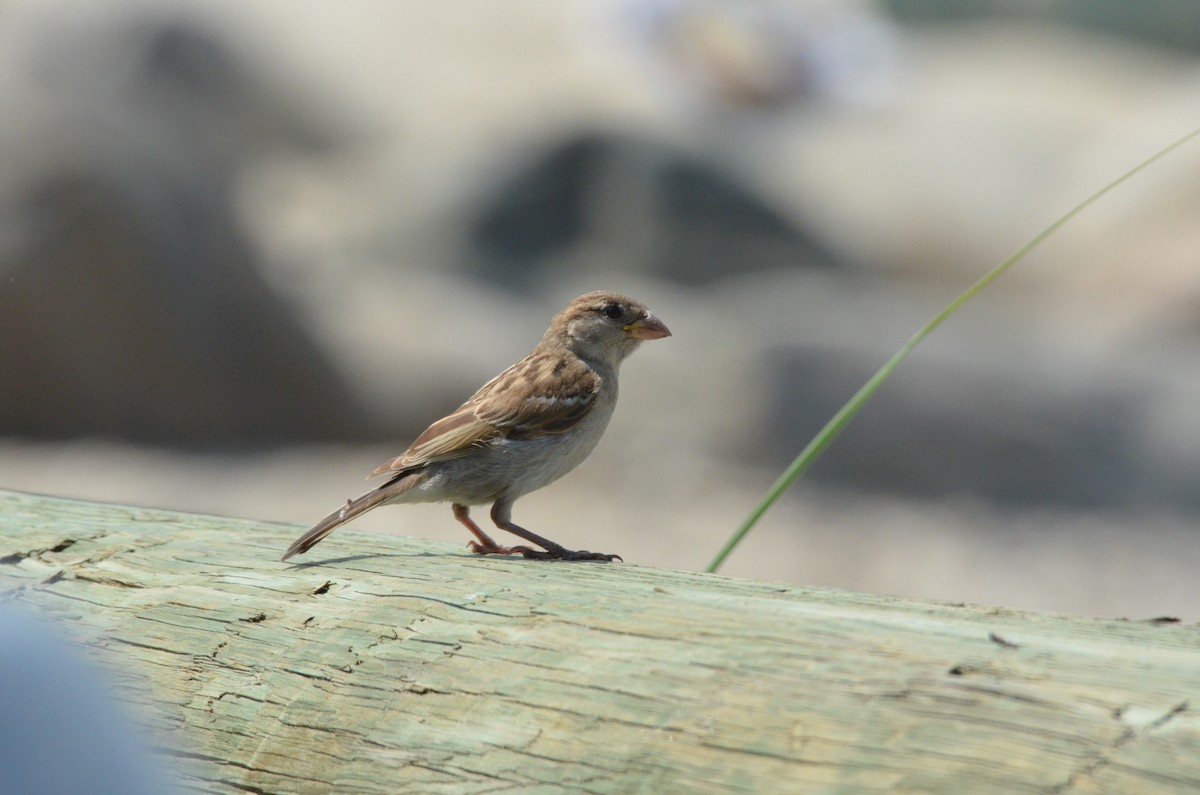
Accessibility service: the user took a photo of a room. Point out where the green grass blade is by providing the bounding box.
[706,126,1200,574]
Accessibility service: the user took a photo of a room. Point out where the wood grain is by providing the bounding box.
[1,489,1197,794]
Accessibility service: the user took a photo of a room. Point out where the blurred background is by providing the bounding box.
[2,0,1199,619]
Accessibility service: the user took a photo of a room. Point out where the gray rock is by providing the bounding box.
[730,271,1200,512]
[0,12,370,447]
[462,132,842,290]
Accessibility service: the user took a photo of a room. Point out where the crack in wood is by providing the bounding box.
[215,778,272,794]
[73,571,144,588]
[108,635,191,656]
[1046,700,1191,793]
[1145,700,1189,731]
[283,667,335,682]
[370,591,516,617]
[0,537,79,564]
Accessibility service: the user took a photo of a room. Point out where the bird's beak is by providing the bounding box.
[625,313,671,340]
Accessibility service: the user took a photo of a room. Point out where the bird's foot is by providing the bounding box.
[516,545,622,562]
[467,539,620,562]
[467,540,536,556]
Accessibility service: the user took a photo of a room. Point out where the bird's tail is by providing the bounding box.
[281,472,424,562]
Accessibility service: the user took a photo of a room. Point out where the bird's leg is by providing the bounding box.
[454,504,534,556]
[489,501,622,562]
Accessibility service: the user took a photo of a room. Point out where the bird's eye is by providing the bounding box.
[600,304,623,320]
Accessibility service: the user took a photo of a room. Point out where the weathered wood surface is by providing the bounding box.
[1,488,1198,794]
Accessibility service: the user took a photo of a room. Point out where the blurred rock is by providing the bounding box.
[726,270,1200,512]
[463,131,842,289]
[763,341,1140,508]
[0,10,370,447]
[886,0,1200,55]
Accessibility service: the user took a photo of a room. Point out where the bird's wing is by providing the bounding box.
[369,352,600,477]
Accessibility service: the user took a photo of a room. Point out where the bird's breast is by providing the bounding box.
[492,397,616,498]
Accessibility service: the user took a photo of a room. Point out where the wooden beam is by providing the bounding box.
[1,488,1197,793]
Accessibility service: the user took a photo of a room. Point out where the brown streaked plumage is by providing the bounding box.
[281,291,670,563]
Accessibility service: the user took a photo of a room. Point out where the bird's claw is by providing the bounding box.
[467,540,535,556]
[467,540,620,562]
[517,546,622,562]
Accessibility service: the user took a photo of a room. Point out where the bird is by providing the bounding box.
[282,291,671,563]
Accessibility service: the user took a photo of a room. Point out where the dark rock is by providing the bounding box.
[464,131,841,289]
[760,343,1141,508]
[0,14,369,447]
[730,271,1200,512]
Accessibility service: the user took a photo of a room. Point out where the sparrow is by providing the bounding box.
[282,291,671,563]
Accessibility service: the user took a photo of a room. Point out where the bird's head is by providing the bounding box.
[547,291,671,367]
